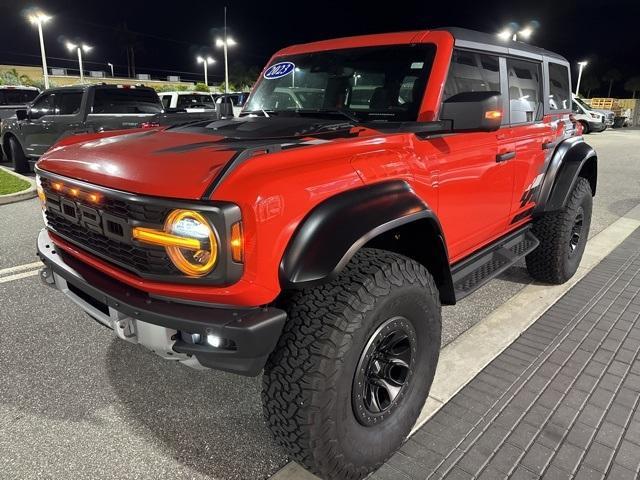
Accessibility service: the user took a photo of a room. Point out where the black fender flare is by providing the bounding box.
[279,180,455,304]
[535,136,597,214]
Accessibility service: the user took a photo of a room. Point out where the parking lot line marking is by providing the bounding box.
[0,261,42,277]
[270,203,640,480]
[0,269,40,284]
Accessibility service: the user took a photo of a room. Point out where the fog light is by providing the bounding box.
[206,334,222,348]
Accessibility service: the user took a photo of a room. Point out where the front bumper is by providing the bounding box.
[37,228,286,376]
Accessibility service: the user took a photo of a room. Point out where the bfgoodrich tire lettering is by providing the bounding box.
[526,177,592,284]
[262,248,441,480]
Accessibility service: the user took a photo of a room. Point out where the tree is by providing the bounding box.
[194,82,210,92]
[624,76,640,99]
[0,68,31,86]
[580,72,600,98]
[602,68,622,97]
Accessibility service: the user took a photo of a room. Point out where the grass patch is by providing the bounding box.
[0,168,30,195]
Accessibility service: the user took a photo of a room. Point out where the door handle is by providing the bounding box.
[542,141,555,150]
[496,151,516,163]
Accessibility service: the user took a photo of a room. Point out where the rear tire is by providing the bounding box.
[262,248,441,480]
[526,177,592,284]
[9,136,30,174]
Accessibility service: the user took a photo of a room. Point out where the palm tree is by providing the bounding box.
[602,69,622,97]
[624,76,640,99]
[581,73,600,98]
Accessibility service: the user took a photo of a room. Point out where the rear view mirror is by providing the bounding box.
[15,109,28,121]
[440,91,502,132]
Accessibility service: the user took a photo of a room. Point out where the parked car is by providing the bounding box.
[35,28,596,480]
[158,91,216,112]
[1,84,220,173]
[571,95,607,133]
[0,85,40,121]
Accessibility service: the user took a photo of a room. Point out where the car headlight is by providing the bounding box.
[133,209,218,277]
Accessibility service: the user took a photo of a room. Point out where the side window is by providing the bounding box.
[443,50,501,100]
[161,95,172,109]
[29,93,55,119]
[55,92,83,115]
[548,63,570,111]
[507,58,543,124]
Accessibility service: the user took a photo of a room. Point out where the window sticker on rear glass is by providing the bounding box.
[264,62,295,79]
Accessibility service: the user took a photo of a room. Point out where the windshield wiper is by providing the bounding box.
[240,109,277,117]
[291,109,361,124]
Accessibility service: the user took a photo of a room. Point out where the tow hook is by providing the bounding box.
[40,266,55,286]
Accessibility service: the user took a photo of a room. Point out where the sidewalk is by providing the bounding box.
[372,227,640,480]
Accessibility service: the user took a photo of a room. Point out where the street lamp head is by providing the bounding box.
[518,27,533,39]
[215,38,224,47]
[578,61,588,67]
[197,56,204,63]
[107,62,113,67]
[27,11,51,25]
[206,56,215,64]
[66,41,77,51]
[497,29,512,41]
[226,37,237,46]
[81,44,92,53]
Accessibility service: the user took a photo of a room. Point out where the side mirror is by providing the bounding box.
[216,96,234,118]
[15,109,28,121]
[440,91,502,132]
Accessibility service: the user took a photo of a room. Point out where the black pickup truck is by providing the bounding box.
[0,84,219,172]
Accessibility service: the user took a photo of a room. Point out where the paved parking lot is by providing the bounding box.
[0,129,639,479]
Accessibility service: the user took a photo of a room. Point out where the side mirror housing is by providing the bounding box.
[15,109,28,121]
[216,96,234,118]
[440,91,502,132]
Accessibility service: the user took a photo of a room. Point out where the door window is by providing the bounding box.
[548,63,571,111]
[442,51,501,100]
[507,59,543,124]
[161,95,172,109]
[55,91,83,115]
[29,93,54,119]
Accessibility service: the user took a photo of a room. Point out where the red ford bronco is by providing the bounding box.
[35,28,596,479]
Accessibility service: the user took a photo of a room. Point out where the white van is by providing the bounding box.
[571,95,606,134]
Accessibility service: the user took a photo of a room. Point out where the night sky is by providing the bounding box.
[1,0,639,95]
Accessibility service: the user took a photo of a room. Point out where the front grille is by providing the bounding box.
[40,177,171,223]
[46,211,179,276]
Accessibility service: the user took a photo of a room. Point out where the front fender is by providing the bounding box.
[279,180,454,303]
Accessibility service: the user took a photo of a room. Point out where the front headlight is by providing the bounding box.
[165,209,218,276]
[132,209,219,277]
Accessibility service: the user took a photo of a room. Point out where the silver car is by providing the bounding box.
[0,86,40,121]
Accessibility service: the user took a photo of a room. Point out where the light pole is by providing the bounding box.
[216,7,236,93]
[107,62,114,77]
[67,42,92,83]
[575,61,588,96]
[197,56,215,86]
[27,10,52,89]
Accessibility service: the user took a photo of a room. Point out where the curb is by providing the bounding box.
[270,203,640,480]
[0,166,36,205]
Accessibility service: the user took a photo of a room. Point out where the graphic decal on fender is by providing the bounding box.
[264,62,295,79]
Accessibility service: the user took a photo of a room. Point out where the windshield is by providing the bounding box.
[177,94,215,109]
[573,97,591,111]
[245,44,436,122]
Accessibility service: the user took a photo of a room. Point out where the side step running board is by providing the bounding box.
[451,226,539,301]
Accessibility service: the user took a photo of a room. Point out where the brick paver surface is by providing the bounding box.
[371,227,640,480]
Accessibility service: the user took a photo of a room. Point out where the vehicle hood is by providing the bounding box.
[36,116,359,200]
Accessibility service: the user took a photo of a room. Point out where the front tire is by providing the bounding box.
[526,177,592,284]
[262,249,441,480]
[9,136,30,174]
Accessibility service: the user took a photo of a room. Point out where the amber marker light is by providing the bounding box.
[485,110,502,120]
[230,221,244,263]
[132,227,202,250]
[52,182,63,191]
[88,193,101,203]
[70,188,80,196]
